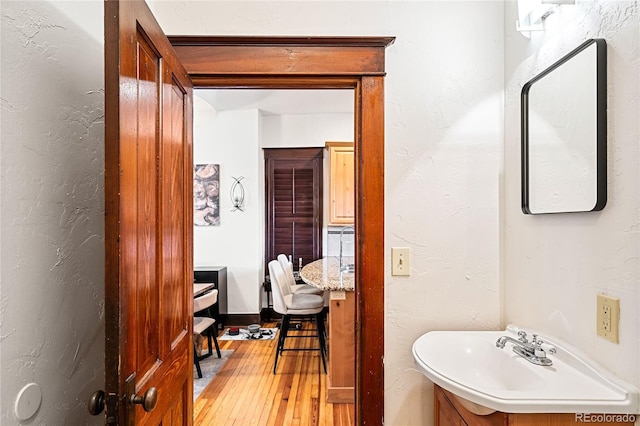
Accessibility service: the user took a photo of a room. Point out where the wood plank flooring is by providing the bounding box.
[194,322,354,426]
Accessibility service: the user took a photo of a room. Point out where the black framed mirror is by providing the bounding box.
[521,38,607,215]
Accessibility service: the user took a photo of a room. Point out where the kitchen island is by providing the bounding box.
[300,257,355,403]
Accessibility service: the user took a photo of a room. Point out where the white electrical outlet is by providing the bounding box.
[391,247,410,276]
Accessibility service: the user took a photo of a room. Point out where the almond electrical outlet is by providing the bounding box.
[391,247,410,276]
[596,294,620,343]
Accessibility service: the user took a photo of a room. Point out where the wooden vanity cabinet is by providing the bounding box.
[435,385,506,426]
[435,386,471,426]
[434,385,635,426]
[326,142,354,225]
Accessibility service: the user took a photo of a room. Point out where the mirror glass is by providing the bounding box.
[521,39,607,214]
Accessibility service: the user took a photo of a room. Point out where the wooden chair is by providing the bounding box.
[268,260,326,374]
[194,289,221,378]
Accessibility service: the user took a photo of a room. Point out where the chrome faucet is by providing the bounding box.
[496,331,556,366]
[339,226,355,273]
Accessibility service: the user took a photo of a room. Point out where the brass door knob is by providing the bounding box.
[88,390,105,415]
[130,387,158,412]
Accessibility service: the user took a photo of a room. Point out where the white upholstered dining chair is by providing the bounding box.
[193,289,221,378]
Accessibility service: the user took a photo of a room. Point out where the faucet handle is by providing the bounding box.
[532,335,545,356]
[517,330,528,343]
[531,335,556,358]
[532,334,551,348]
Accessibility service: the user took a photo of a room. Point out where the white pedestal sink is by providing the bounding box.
[412,325,639,414]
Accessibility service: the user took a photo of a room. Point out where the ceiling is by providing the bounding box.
[194,88,354,116]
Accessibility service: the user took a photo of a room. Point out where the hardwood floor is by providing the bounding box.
[194,322,354,426]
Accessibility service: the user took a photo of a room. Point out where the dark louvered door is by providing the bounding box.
[265,148,323,273]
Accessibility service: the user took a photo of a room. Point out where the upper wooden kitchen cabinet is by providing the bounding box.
[326,142,355,225]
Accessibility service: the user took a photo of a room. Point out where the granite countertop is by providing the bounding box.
[300,257,355,291]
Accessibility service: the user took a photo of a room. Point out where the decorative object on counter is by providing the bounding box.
[194,163,220,226]
[230,175,245,212]
[219,327,277,341]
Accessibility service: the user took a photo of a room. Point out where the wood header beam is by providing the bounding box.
[169,36,395,77]
[169,35,396,47]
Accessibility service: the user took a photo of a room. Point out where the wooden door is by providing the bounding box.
[264,148,323,271]
[104,1,193,424]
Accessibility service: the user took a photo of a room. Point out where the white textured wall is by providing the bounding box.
[193,108,264,314]
[261,113,353,149]
[151,2,504,425]
[383,4,504,424]
[504,0,640,391]
[1,1,104,424]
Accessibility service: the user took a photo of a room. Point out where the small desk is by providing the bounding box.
[194,283,215,298]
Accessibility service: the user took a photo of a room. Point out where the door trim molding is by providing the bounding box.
[170,36,394,425]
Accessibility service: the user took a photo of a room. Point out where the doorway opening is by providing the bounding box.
[192,87,354,310]
[171,35,392,425]
[191,88,356,422]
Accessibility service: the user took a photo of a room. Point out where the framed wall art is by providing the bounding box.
[194,163,220,226]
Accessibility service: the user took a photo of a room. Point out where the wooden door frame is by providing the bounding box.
[169,36,394,425]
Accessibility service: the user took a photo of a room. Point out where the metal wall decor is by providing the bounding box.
[230,176,245,212]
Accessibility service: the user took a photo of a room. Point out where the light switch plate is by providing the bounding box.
[391,247,410,276]
[597,294,620,343]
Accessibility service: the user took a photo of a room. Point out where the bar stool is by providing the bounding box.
[268,260,326,374]
[277,254,323,295]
